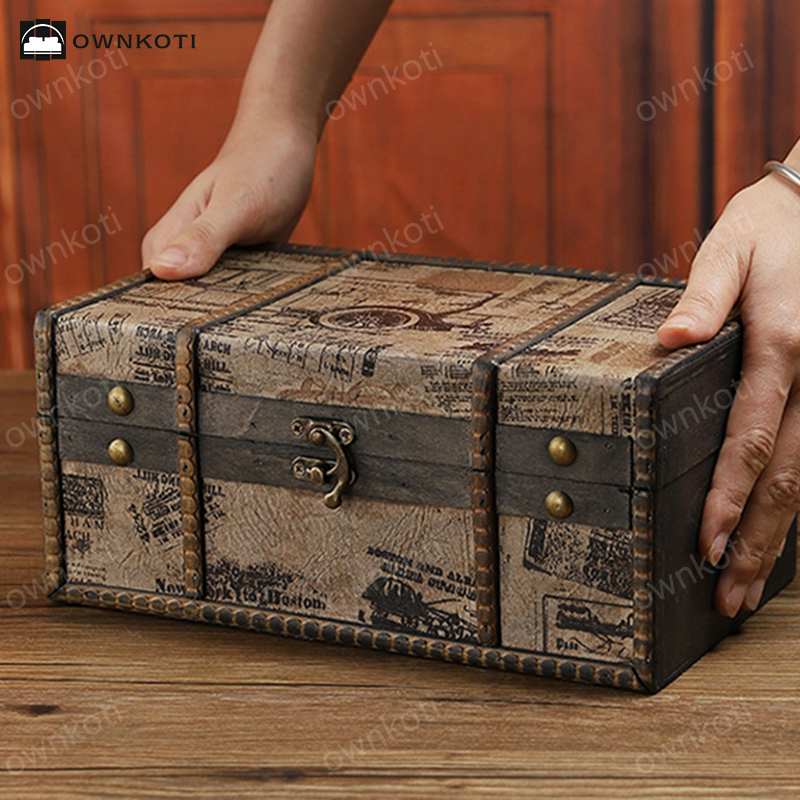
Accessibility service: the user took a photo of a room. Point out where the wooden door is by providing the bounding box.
[1,0,721,368]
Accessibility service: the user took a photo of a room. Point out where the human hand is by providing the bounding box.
[141,0,392,280]
[142,113,317,280]
[657,162,800,617]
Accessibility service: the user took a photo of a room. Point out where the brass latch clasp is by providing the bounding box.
[290,417,356,509]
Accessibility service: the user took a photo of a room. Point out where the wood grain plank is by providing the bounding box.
[1,775,798,800]
[2,368,800,797]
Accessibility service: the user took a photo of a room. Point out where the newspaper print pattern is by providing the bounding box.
[498,285,682,435]
[499,514,635,663]
[53,249,333,386]
[197,260,614,419]
[203,479,479,642]
[61,461,184,593]
[54,251,683,433]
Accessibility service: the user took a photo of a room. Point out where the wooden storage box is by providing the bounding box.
[35,245,796,691]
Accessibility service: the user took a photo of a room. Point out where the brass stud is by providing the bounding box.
[108,385,134,416]
[545,490,573,519]
[548,435,577,466]
[108,438,133,466]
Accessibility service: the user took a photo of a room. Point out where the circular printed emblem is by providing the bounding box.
[316,306,421,331]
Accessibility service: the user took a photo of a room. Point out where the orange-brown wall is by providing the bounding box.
[0,0,794,368]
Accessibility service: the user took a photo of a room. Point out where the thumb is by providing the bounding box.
[657,238,747,349]
[146,203,242,281]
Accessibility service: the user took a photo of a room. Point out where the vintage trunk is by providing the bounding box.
[35,244,796,692]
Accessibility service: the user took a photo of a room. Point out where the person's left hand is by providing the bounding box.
[658,161,800,617]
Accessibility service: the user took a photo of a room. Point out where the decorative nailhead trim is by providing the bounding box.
[174,324,203,598]
[631,370,657,690]
[470,358,497,645]
[35,316,63,596]
[57,583,644,691]
[631,487,654,686]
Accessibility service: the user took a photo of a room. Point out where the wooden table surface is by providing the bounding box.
[2,370,799,800]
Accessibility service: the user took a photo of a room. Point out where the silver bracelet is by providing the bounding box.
[764,159,800,191]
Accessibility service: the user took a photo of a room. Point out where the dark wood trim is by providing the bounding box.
[651,455,797,690]
[56,374,638,484]
[56,417,632,526]
[54,582,644,692]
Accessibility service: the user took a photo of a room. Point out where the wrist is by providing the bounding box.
[223,90,319,156]
[234,40,332,144]
[782,140,800,173]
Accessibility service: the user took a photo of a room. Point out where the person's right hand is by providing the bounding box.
[142,113,318,281]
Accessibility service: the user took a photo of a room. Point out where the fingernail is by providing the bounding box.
[659,313,696,331]
[743,578,766,611]
[723,583,747,617]
[709,532,730,565]
[151,247,188,268]
[778,538,787,558]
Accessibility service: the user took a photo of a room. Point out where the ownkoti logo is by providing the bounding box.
[20,19,66,60]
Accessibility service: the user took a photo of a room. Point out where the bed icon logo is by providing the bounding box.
[20,20,66,60]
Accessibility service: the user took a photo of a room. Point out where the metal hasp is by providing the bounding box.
[290,417,356,509]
